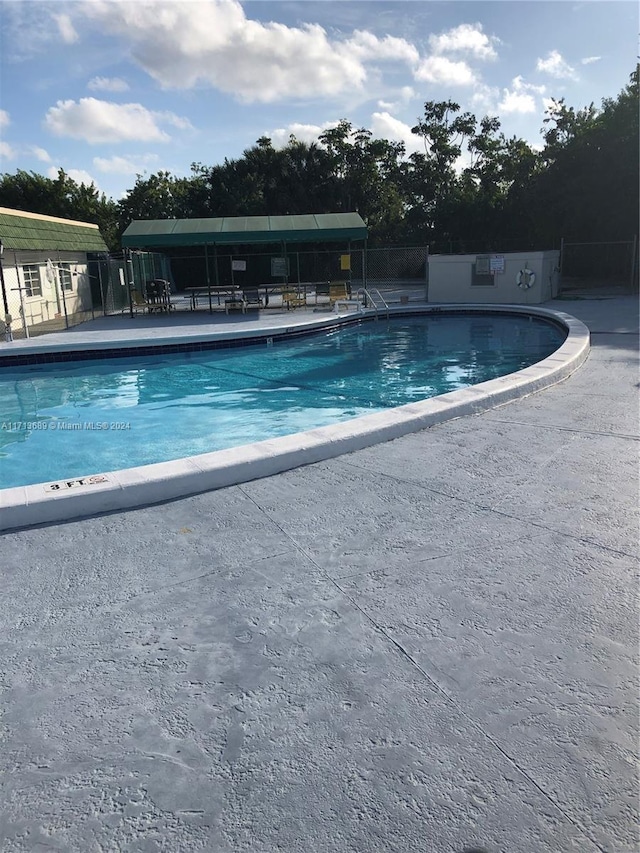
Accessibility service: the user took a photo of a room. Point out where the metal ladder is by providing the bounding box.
[358,287,390,320]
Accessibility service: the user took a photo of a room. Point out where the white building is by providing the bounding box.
[0,207,108,337]
[428,250,560,304]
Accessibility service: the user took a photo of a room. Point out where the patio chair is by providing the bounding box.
[282,290,306,310]
[242,288,263,308]
[225,292,247,314]
[151,278,175,312]
[329,282,350,305]
[123,291,152,315]
[315,281,331,304]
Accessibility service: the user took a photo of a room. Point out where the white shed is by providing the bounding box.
[428,250,560,304]
[0,207,108,338]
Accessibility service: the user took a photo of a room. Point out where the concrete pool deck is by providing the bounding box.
[1,296,638,852]
[0,302,356,356]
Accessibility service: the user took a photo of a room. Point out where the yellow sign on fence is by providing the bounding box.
[340,254,351,271]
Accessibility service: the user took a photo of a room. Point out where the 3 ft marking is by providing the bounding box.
[44,475,109,492]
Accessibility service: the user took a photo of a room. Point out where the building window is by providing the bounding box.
[58,263,73,291]
[471,255,495,286]
[23,265,42,298]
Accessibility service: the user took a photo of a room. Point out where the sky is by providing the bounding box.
[0,0,637,202]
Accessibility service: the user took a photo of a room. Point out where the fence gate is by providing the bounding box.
[102,252,171,315]
[559,238,638,295]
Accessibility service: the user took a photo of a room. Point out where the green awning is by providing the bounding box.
[122,212,368,249]
[0,207,108,252]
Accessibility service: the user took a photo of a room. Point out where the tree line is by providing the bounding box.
[0,68,637,253]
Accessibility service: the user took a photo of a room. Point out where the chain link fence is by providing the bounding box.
[21,236,637,337]
[167,246,362,294]
[1,251,170,339]
[4,236,636,338]
[2,252,105,340]
[559,238,638,295]
[427,237,550,255]
[102,252,172,315]
[364,246,428,302]
[166,245,428,305]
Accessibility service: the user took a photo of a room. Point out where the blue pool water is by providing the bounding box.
[0,314,565,488]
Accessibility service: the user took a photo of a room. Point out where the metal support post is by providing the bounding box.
[0,240,12,341]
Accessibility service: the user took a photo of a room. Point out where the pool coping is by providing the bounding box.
[0,304,590,531]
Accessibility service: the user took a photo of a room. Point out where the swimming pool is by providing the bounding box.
[1,312,566,490]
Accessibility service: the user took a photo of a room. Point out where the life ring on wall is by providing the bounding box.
[517,268,536,289]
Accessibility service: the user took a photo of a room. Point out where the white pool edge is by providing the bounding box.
[0,305,590,531]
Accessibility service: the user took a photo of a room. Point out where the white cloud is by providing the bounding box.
[47,166,97,187]
[498,75,546,114]
[67,168,98,187]
[471,84,500,113]
[376,86,416,114]
[498,76,547,114]
[0,138,50,163]
[429,23,499,61]
[53,13,78,44]
[536,50,577,80]
[0,109,9,129]
[270,113,426,157]
[581,55,601,65]
[453,151,473,175]
[347,30,419,64]
[154,111,193,131]
[80,0,368,103]
[31,146,52,163]
[93,154,160,174]
[498,90,536,114]
[0,141,15,160]
[43,98,189,144]
[414,55,476,86]
[268,121,341,148]
[513,75,546,95]
[370,112,423,156]
[88,76,130,93]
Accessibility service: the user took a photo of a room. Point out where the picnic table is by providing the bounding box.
[182,282,348,310]
[184,286,241,309]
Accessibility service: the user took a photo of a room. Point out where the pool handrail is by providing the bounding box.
[358,287,390,320]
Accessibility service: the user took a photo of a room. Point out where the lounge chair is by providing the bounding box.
[282,290,306,310]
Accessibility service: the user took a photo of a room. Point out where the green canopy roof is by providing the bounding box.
[121,213,367,249]
[0,207,108,252]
